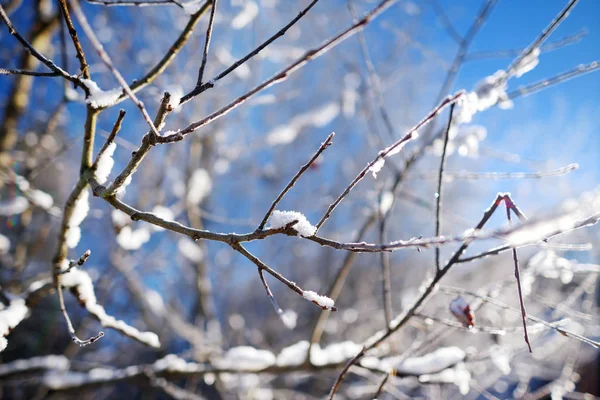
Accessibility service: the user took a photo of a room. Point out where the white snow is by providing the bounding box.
[0,296,30,352]
[66,190,90,249]
[0,196,29,216]
[379,191,394,215]
[60,267,160,348]
[526,249,600,286]
[513,47,540,78]
[0,355,69,376]
[419,362,471,395]
[302,290,335,310]
[506,187,600,246]
[280,310,297,330]
[395,346,466,375]
[231,1,259,30]
[178,237,204,263]
[455,71,508,124]
[111,209,130,227]
[369,158,386,178]
[187,168,213,206]
[431,125,487,158]
[310,341,362,366]
[115,174,133,196]
[66,227,82,249]
[216,346,276,370]
[116,226,150,250]
[267,210,316,237]
[266,102,340,146]
[95,142,116,185]
[0,234,10,254]
[81,79,123,109]
[276,340,309,366]
[28,189,54,210]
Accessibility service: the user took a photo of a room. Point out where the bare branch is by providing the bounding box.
[258,132,335,230]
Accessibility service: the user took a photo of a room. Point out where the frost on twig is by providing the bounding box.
[268,210,316,237]
[0,294,30,352]
[505,187,600,246]
[60,266,160,348]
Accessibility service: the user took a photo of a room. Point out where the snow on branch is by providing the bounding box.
[66,189,90,249]
[268,210,316,237]
[0,355,69,377]
[302,290,335,310]
[60,266,160,348]
[0,294,30,352]
[81,79,123,109]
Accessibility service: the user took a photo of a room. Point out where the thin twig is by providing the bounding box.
[171,0,398,136]
[465,29,587,61]
[194,0,217,87]
[0,68,59,76]
[180,0,322,103]
[328,347,365,399]
[372,373,391,399]
[68,0,161,138]
[411,163,579,181]
[506,0,580,78]
[507,61,600,100]
[434,104,455,272]
[56,254,104,347]
[231,241,337,311]
[258,132,335,230]
[504,196,533,353]
[57,0,90,79]
[316,91,463,232]
[0,6,83,88]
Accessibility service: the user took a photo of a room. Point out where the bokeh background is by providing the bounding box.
[0,0,599,398]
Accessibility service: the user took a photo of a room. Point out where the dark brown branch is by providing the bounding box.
[194,0,217,87]
[0,6,82,88]
[57,0,90,79]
